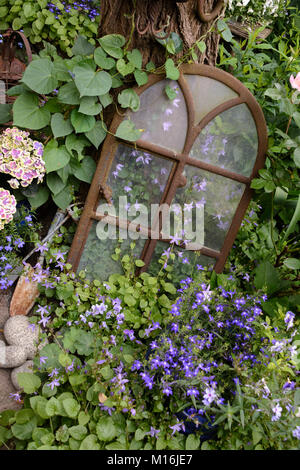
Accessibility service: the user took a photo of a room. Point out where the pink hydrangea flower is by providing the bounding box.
[0,127,45,189]
[0,188,16,230]
[290,72,300,92]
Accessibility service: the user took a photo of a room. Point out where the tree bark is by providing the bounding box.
[98,0,226,67]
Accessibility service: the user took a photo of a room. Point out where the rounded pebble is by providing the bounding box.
[4,316,39,358]
[0,345,28,368]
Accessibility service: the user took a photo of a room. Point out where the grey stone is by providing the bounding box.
[4,315,40,359]
[0,345,28,368]
[0,294,10,329]
[11,360,34,390]
[0,368,22,413]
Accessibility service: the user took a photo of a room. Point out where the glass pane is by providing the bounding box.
[97,144,173,228]
[148,241,214,281]
[128,79,188,153]
[171,166,245,251]
[77,221,145,281]
[184,74,238,124]
[190,104,258,177]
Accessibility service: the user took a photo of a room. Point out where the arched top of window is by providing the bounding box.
[68,64,268,281]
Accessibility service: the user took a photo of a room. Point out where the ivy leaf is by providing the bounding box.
[118,89,140,111]
[98,34,125,59]
[79,96,102,116]
[74,64,112,97]
[71,109,96,133]
[165,58,180,80]
[13,92,51,129]
[115,120,142,142]
[57,81,81,105]
[22,58,58,94]
[94,47,115,70]
[85,120,107,148]
[72,35,95,56]
[73,156,96,183]
[44,140,71,173]
[51,113,73,138]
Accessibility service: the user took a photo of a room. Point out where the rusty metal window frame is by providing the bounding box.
[68,63,268,275]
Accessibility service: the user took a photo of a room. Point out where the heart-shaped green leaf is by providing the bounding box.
[74,64,112,97]
[13,92,51,129]
[46,173,66,195]
[115,120,142,142]
[85,120,107,148]
[116,58,135,76]
[22,58,58,94]
[57,81,80,105]
[94,47,115,70]
[165,58,179,80]
[98,34,125,59]
[44,140,71,173]
[118,89,140,111]
[79,96,102,116]
[73,156,96,183]
[71,109,96,133]
[51,113,73,138]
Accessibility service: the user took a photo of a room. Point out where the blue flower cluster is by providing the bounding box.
[133,280,271,411]
[47,1,100,20]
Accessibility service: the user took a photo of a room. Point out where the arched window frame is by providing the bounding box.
[68,63,268,275]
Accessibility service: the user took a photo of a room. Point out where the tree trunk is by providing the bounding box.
[98,0,226,67]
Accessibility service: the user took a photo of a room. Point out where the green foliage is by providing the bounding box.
[219,11,300,304]
[2,33,181,211]
[0,0,100,56]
